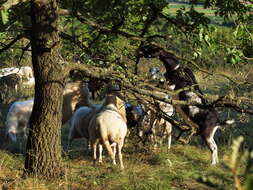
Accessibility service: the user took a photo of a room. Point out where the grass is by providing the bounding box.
[0,141,238,190]
[163,2,236,26]
[164,3,217,15]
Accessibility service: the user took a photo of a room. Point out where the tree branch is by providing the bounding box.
[64,60,253,115]
[0,33,26,54]
[0,0,28,10]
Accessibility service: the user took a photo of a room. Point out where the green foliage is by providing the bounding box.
[233,14,253,58]
[204,0,250,19]
[175,8,211,31]
[1,0,252,69]
[0,9,9,25]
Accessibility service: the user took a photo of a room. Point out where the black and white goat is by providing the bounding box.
[139,44,234,165]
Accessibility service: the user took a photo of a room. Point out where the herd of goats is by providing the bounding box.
[1,44,235,169]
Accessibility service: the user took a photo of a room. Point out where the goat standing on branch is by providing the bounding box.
[139,44,234,165]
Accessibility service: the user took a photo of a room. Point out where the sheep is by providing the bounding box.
[125,103,146,137]
[136,95,174,151]
[62,80,92,124]
[0,66,34,90]
[5,99,33,142]
[88,91,127,169]
[67,104,102,150]
[145,68,174,150]
[0,67,19,77]
[139,44,234,165]
[68,104,119,164]
[5,80,91,142]
[18,66,33,81]
[125,99,174,151]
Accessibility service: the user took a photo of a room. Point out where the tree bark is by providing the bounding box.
[24,0,65,179]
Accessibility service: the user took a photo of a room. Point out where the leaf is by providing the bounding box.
[199,27,203,42]
[0,9,9,25]
[204,34,210,46]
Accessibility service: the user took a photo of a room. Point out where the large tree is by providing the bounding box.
[24,0,66,178]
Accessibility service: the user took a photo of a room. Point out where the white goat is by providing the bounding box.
[88,91,127,169]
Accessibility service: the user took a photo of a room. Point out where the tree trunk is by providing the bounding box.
[24,0,65,179]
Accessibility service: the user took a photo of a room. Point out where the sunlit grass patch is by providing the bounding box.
[0,150,23,170]
[0,141,237,190]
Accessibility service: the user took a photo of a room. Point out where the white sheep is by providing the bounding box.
[67,104,101,150]
[68,104,119,164]
[88,91,127,169]
[5,99,34,142]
